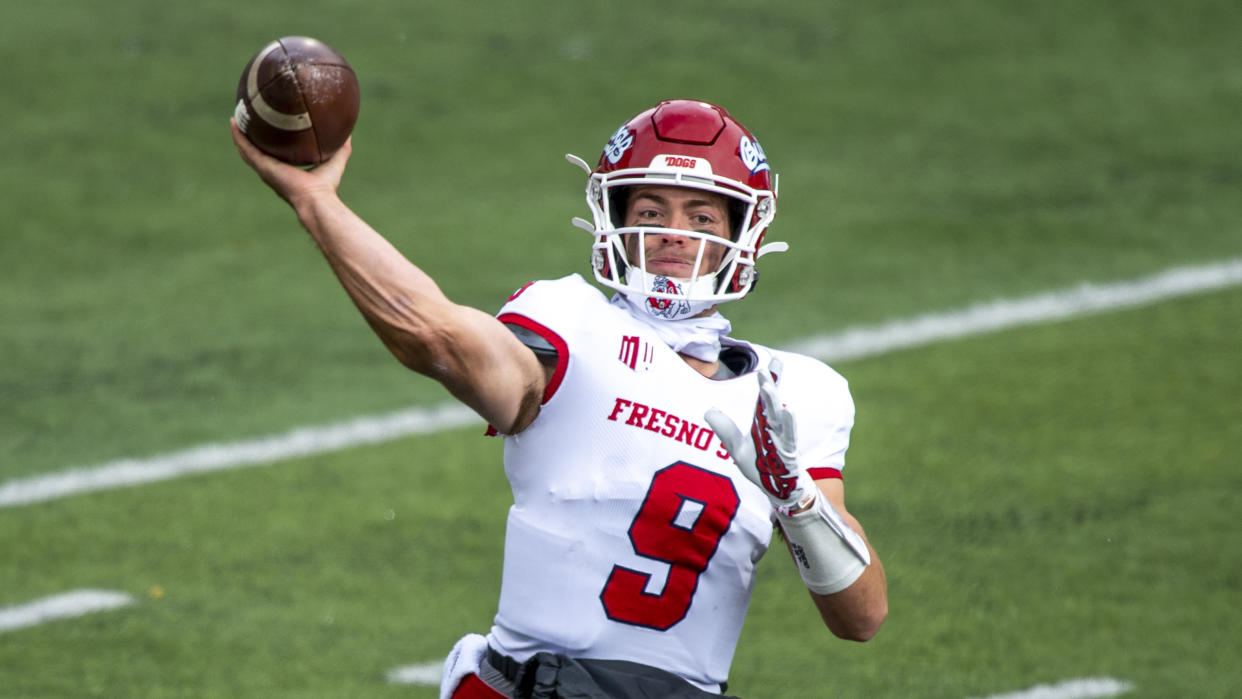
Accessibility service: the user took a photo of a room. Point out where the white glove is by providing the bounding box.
[705,358,817,515]
[706,358,871,592]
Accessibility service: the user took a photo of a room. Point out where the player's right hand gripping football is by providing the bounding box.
[705,358,819,515]
[230,117,351,206]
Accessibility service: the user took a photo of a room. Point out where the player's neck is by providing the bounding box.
[680,353,720,379]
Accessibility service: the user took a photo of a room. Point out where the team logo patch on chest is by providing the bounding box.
[618,335,654,371]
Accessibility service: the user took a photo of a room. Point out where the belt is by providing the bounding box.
[485,645,524,683]
[483,646,731,697]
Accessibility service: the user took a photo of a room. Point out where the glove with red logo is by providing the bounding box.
[705,359,817,515]
[706,358,871,594]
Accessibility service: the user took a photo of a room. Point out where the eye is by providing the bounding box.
[689,211,726,235]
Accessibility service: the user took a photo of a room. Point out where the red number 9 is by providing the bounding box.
[600,462,740,630]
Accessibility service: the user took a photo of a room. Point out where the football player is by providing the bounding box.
[232,99,886,698]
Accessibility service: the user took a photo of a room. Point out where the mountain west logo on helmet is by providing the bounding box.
[604,125,634,165]
[738,136,769,175]
[567,99,789,321]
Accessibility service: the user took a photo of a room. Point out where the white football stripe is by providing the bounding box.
[0,589,135,633]
[245,40,312,131]
[1,257,1239,510]
[971,676,1133,699]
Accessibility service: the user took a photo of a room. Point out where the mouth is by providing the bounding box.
[645,256,697,277]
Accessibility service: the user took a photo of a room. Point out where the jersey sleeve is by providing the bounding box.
[494,274,601,405]
[771,350,856,480]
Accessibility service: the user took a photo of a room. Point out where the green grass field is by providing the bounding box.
[2,1,1240,697]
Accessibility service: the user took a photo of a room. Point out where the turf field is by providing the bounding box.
[2,1,1240,697]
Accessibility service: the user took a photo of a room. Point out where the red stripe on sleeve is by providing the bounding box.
[807,467,843,481]
[497,312,569,404]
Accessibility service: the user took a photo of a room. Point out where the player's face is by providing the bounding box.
[622,186,730,279]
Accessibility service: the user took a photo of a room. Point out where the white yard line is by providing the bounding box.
[971,676,1133,699]
[0,403,477,510]
[0,589,135,633]
[2,257,1240,511]
[386,661,445,686]
[784,257,1242,361]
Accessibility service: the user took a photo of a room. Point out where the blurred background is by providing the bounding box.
[1,1,1239,696]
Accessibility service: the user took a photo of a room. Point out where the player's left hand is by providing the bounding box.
[706,358,819,514]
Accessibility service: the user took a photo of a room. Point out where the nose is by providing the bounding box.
[657,229,695,245]
[658,213,701,244]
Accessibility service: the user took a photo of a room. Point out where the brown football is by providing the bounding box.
[234,36,360,166]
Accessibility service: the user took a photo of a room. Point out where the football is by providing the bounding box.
[234,36,360,166]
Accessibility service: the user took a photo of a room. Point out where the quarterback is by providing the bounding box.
[232,99,886,698]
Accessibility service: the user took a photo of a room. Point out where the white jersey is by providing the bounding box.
[485,274,855,692]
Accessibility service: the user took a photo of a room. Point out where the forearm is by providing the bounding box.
[806,515,887,641]
[291,191,453,372]
[288,190,545,433]
[781,478,887,640]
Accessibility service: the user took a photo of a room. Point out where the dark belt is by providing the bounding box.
[486,645,525,683]
[484,646,733,698]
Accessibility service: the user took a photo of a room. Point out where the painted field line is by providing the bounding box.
[0,402,477,510]
[972,676,1133,699]
[386,660,443,686]
[785,256,1242,361]
[0,589,135,634]
[2,256,1240,511]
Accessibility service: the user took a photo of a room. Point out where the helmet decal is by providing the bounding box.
[604,125,633,165]
[739,135,769,174]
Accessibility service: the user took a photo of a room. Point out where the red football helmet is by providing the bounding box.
[568,100,787,319]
